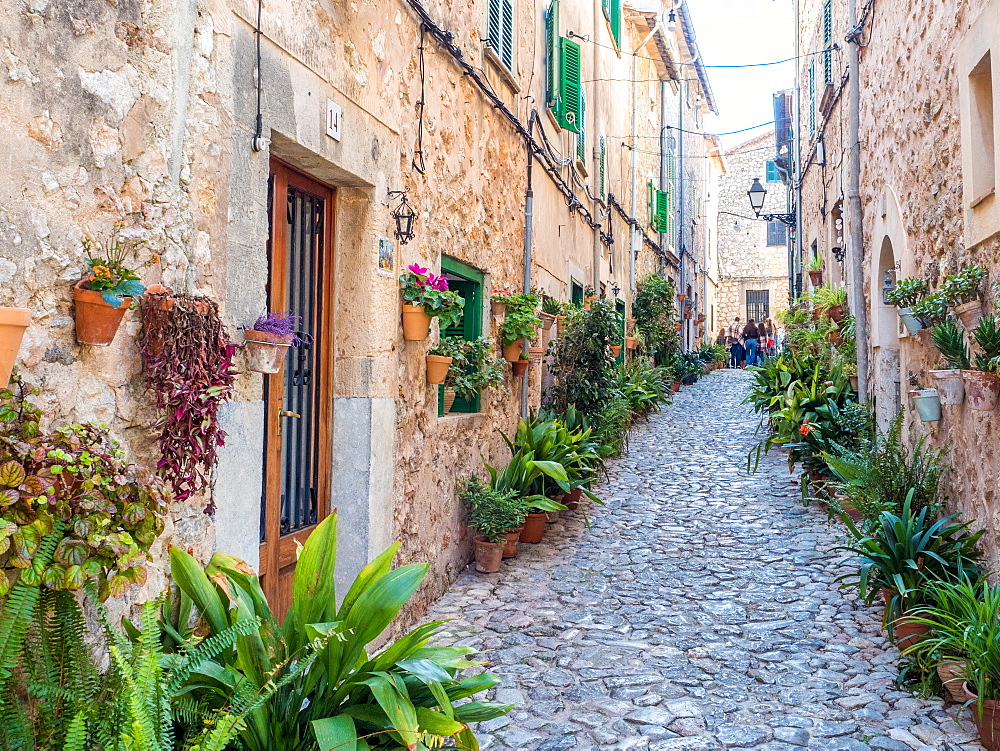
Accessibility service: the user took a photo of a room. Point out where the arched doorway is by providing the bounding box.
[872,236,901,431]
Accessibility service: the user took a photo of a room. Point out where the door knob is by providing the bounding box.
[280,410,301,418]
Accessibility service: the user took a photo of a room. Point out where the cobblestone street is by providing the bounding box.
[426,370,984,751]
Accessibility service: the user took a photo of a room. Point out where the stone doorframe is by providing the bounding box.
[870,188,907,432]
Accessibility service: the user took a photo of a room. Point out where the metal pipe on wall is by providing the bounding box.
[521,140,534,418]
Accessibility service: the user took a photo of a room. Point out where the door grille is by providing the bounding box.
[746,289,769,323]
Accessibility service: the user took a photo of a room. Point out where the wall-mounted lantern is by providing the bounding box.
[388,190,416,245]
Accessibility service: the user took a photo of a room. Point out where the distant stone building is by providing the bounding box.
[715,132,790,332]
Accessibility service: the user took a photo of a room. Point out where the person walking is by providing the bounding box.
[763,318,776,357]
[742,319,760,368]
[727,316,744,368]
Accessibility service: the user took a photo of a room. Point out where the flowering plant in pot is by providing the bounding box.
[460,475,526,570]
[399,264,464,341]
[496,292,541,360]
[242,312,303,374]
[942,263,988,328]
[929,317,969,405]
[74,220,157,345]
[885,277,929,335]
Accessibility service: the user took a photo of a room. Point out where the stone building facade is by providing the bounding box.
[715,132,790,332]
[0,0,717,615]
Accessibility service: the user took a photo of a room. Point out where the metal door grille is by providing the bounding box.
[746,289,769,323]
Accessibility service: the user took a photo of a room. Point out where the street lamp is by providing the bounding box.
[746,178,796,227]
[388,190,416,245]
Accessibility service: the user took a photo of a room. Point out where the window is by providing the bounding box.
[808,61,816,133]
[553,37,582,133]
[970,51,996,203]
[545,0,559,106]
[576,90,587,163]
[766,220,787,247]
[602,0,622,51]
[487,0,515,71]
[746,290,770,322]
[649,180,668,233]
[598,135,607,199]
[765,160,782,183]
[439,256,484,415]
[571,281,584,306]
[822,0,833,85]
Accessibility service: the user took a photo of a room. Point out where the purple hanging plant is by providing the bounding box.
[250,312,304,346]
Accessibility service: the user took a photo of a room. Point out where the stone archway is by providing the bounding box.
[870,190,906,431]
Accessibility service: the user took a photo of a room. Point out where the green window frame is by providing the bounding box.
[487,0,515,71]
[438,256,485,416]
[571,281,584,307]
[822,0,833,85]
[765,160,782,183]
[808,61,816,133]
[553,36,582,133]
[545,0,560,107]
[576,90,587,162]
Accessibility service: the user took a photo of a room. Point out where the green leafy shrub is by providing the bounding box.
[432,336,507,400]
[911,291,950,328]
[545,299,622,417]
[494,292,541,345]
[885,277,929,309]
[460,475,525,543]
[941,263,988,307]
[632,274,679,366]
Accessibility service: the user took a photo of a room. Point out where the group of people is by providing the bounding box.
[716,316,779,369]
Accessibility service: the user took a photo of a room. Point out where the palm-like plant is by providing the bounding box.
[972,314,1000,372]
[931,317,971,369]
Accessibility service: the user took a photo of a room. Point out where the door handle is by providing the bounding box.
[280,410,301,418]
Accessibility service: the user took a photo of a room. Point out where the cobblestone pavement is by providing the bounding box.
[425,369,986,751]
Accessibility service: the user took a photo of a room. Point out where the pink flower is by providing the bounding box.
[433,276,449,291]
[407,264,428,276]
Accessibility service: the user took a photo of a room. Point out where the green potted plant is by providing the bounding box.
[485,449,568,545]
[439,336,507,412]
[540,294,561,330]
[426,336,463,385]
[909,382,941,422]
[807,255,824,287]
[942,263,988,329]
[929,317,969,405]
[460,475,525,571]
[511,351,530,377]
[911,291,951,330]
[74,220,154,345]
[964,314,1000,411]
[885,277,930,335]
[495,291,541,361]
[813,284,848,323]
[399,264,464,341]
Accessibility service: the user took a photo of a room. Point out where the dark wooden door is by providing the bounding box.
[259,160,335,617]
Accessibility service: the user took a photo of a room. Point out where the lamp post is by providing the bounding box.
[746,178,796,227]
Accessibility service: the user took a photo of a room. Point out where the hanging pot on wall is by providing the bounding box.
[502,338,525,362]
[511,358,529,377]
[73,279,132,346]
[243,330,294,374]
[0,307,31,386]
[955,300,984,330]
[442,386,457,413]
[625,336,638,350]
[897,307,924,336]
[929,369,965,405]
[425,355,453,385]
[909,388,941,422]
[610,345,622,358]
[808,269,823,287]
[402,304,432,341]
[540,312,556,331]
[962,370,1000,411]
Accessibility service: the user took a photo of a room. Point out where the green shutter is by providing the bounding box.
[610,0,621,50]
[667,154,676,239]
[546,0,559,105]
[808,62,816,132]
[487,0,514,71]
[654,190,669,233]
[648,179,656,227]
[438,257,484,415]
[555,37,582,133]
[822,0,833,85]
[576,90,586,162]
[599,135,606,199]
[766,160,781,182]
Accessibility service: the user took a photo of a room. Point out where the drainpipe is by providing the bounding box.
[521,140,533,418]
[846,0,869,403]
[629,8,669,292]
[678,76,685,350]
[793,0,802,303]
[593,0,603,294]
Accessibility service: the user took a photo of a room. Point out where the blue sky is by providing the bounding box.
[687,0,796,147]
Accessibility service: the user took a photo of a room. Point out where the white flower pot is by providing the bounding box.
[897,308,924,336]
[909,388,941,422]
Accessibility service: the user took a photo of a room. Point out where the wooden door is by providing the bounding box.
[259,160,335,617]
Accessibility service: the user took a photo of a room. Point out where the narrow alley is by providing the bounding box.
[428,371,982,751]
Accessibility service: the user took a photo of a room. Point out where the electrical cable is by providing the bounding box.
[579,38,836,68]
[250,0,265,152]
[412,26,428,175]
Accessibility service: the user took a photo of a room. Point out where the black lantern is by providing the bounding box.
[611,282,621,297]
[747,178,767,217]
[832,246,846,263]
[881,269,896,305]
[388,190,416,245]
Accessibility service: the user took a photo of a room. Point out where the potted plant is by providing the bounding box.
[885,277,930,335]
[460,475,524,572]
[0,307,31,386]
[399,264,464,341]
[491,288,510,317]
[909,385,941,422]
[625,335,638,350]
[440,336,507,413]
[485,447,568,545]
[814,284,849,324]
[583,286,598,308]
[540,296,561,330]
[74,221,153,345]
[610,343,623,358]
[942,264,988,329]
[963,314,1000,411]
[911,291,951,332]
[929,317,969,405]
[495,291,541,361]
[426,336,463,385]
[807,255,824,287]
[511,352,530,377]
[242,312,302,374]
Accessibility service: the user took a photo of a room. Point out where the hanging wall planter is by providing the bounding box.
[511,358,529,377]
[539,312,555,331]
[610,345,622,358]
[955,300,985,330]
[625,336,638,350]
[528,346,545,363]
[502,338,526,362]
[556,315,567,334]
[243,330,293,374]
[441,386,458,413]
[909,388,941,422]
[962,370,1000,411]
[73,279,132,346]
[0,307,31,386]
[929,369,965,405]
[897,307,924,336]
[402,304,432,341]
[426,354,453,385]
[808,269,823,287]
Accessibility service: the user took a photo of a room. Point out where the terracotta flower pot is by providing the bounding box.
[675,323,682,332]
[565,487,582,510]
[491,299,507,317]
[528,346,545,362]
[502,528,522,558]
[677,293,686,302]
[540,312,555,330]
[826,304,847,323]
[511,359,529,377]
[891,613,931,650]
[671,381,681,393]
[402,304,431,341]
[962,370,1000,411]
[556,315,567,334]
[425,354,453,385]
[0,307,31,386]
[937,661,967,703]
[963,683,1000,751]
[625,336,638,350]
[520,512,547,544]
[442,387,457,413]
[956,300,984,330]
[473,537,504,573]
[929,369,965,405]
[502,339,526,362]
[243,329,294,374]
[610,345,622,358]
[808,269,823,287]
[73,279,130,346]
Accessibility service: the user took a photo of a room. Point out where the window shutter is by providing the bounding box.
[767,220,787,247]
[655,190,669,233]
[609,0,622,49]
[766,160,781,182]
[648,179,656,227]
[667,153,676,238]
[487,0,514,71]
[808,62,816,132]
[556,37,582,133]
[822,0,833,85]
[599,135,606,199]
[576,90,586,162]
[546,0,559,105]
